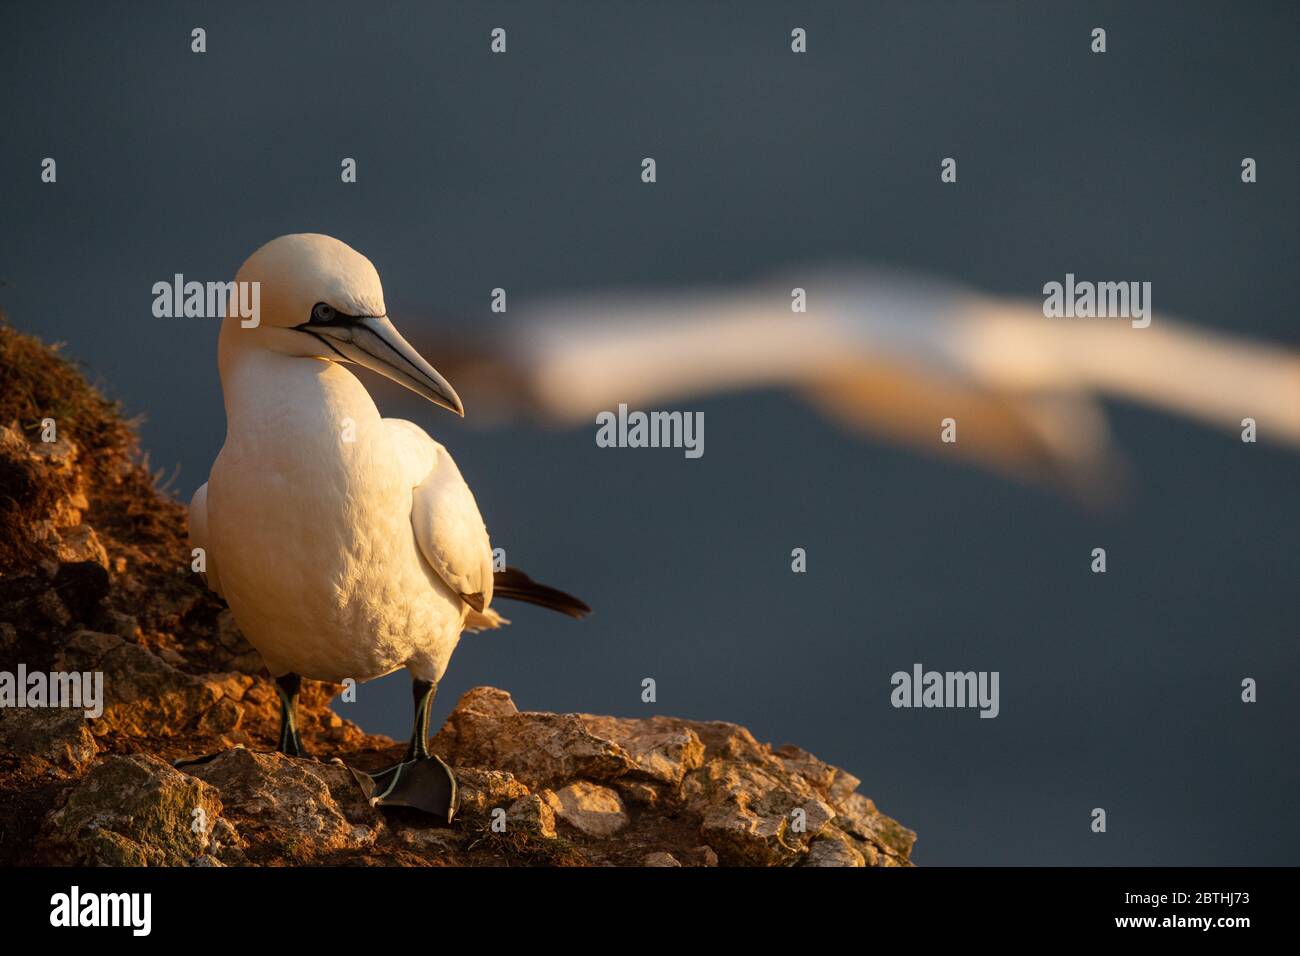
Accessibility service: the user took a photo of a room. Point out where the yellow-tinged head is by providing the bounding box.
[224,233,463,416]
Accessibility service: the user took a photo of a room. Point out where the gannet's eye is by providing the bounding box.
[312,303,336,323]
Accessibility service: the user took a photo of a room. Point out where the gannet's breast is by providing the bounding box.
[206,353,467,683]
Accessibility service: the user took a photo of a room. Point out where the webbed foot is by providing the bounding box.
[349,754,459,822]
[347,677,457,822]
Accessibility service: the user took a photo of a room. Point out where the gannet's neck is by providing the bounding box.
[218,337,379,445]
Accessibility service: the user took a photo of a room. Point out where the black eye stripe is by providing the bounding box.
[307,302,361,327]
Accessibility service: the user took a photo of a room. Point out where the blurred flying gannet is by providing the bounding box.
[426,267,1300,501]
[187,234,589,821]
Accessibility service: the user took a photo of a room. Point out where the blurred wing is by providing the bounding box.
[955,304,1300,443]
[410,267,1300,499]
[487,276,1129,488]
[801,356,1122,500]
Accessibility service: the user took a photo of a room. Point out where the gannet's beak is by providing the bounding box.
[303,315,465,416]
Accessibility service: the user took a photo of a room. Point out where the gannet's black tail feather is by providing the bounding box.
[493,566,591,619]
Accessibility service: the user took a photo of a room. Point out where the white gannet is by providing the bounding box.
[422,266,1300,502]
[188,234,588,821]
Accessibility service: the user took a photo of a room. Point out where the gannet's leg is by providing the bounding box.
[405,678,436,762]
[274,672,305,758]
[174,672,306,768]
[347,678,459,823]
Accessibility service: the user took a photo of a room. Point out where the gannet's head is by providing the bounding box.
[230,233,463,415]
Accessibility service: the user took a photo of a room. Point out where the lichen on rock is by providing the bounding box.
[42,754,234,866]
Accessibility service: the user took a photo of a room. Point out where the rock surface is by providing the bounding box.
[0,317,916,867]
[42,754,232,866]
[542,781,629,837]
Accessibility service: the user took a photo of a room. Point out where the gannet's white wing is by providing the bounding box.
[384,418,497,620]
[428,282,1129,494]
[417,265,1299,501]
[187,481,224,597]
